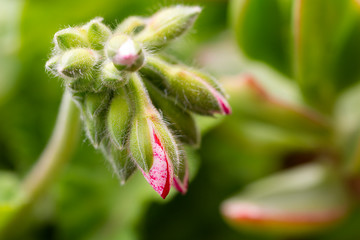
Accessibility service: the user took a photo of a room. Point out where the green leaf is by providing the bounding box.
[229,0,293,77]
[221,163,349,237]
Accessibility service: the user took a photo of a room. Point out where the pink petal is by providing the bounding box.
[141,130,173,199]
[173,175,188,195]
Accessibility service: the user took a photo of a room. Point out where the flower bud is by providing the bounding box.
[54,27,89,51]
[144,56,231,115]
[173,149,189,194]
[45,55,59,76]
[135,5,201,49]
[107,89,132,149]
[101,140,136,185]
[145,80,199,146]
[106,34,145,72]
[83,92,110,147]
[100,61,130,89]
[115,16,147,35]
[58,48,97,79]
[128,73,180,198]
[85,17,112,50]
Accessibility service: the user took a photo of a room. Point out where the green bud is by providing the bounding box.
[128,73,180,174]
[58,48,97,79]
[45,55,59,75]
[83,92,110,147]
[100,61,130,89]
[107,89,132,149]
[145,79,199,146]
[101,140,136,185]
[86,17,112,50]
[54,27,89,51]
[106,34,145,72]
[115,16,147,35]
[143,56,231,116]
[135,5,201,49]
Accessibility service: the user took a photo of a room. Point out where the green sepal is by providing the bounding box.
[135,5,201,50]
[107,88,132,149]
[86,17,112,50]
[128,113,153,173]
[83,92,111,148]
[58,48,97,79]
[45,55,60,76]
[54,27,89,51]
[144,79,200,146]
[115,16,147,35]
[100,140,136,185]
[127,73,154,172]
[101,61,130,90]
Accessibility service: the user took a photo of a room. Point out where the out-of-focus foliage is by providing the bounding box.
[3,0,360,239]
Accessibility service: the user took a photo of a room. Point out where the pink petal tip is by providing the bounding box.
[141,131,173,199]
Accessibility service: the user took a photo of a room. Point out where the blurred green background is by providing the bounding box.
[2,0,360,239]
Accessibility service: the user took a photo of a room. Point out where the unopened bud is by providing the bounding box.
[145,80,199,146]
[45,55,59,75]
[115,16,147,35]
[54,27,89,51]
[101,61,130,89]
[128,73,180,198]
[106,34,145,72]
[58,48,97,79]
[86,17,112,50]
[83,93,110,147]
[135,5,201,49]
[144,56,231,115]
[101,141,136,185]
[107,89,132,149]
[173,150,189,194]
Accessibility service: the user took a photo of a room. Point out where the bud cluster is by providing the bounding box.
[46,5,231,198]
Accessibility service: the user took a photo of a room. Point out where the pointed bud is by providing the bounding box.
[115,16,147,35]
[45,55,59,75]
[173,150,189,194]
[101,141,136,185]
[135,5,201,49]
[106,34,145,72]
[54,27,89,51]
[85,17,112,50]
[128,73,179,198]
[145,80,200,146]
[58,48,97,78]
[83,93,110,147]
[101,61,130,89]
[107,89,132,149]
[144,56,231,115]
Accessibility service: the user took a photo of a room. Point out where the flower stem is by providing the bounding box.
[0,90,80,237]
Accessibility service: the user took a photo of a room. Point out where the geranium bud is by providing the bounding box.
[107,89,132,149]
[135,5,201,49]
[128,73,179,198]
[58,48,97,79]
[144,56,231,115]
[101,141,136,185]
[101,61,129,89]
[45,55,59,76]
[115,16,147,35]
[145,80,200,146]
[83,92,110,147]
[86,17,112,50]
[106,34,145,72]
[173,150,189,194]
[54,27,89,51]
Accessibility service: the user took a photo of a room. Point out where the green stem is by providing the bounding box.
[1,90,80,237]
